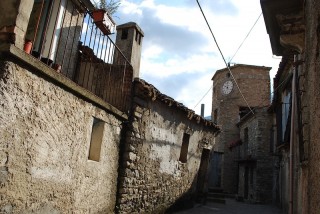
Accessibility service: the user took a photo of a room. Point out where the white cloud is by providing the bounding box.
[116,0,281,117]
[120,0,143,16]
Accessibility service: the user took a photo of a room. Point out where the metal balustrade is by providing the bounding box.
[26,0,133,112]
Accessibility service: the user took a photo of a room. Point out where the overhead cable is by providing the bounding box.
[194,12,262,110]
[196,0,254,114]
[229,13,262,63]
[194,85,213,109]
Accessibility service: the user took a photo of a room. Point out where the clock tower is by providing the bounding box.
[209,64,271,194]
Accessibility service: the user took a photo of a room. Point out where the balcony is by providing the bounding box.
[24,0,133,112]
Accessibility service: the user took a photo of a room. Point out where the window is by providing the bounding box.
[226,72,231,78]
[26,0,67,61]
[138,33,142,45]
[281,91,291,141]
[179,133,190,163]
[239,106,252,119]
[121,29,128,40]
[213,109,218,124]
[135,30,138,42]
[88,117,105,161]
[135,30,142,45]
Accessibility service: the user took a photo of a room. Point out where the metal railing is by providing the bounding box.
[26,0,133,112]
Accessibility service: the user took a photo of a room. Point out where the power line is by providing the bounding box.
[229,13,262,63]
[235,69,291,122]
[194,8,262,110]
[194,85,213,109]
[195,0,254,114]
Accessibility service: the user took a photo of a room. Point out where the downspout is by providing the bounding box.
[289,57,297,214]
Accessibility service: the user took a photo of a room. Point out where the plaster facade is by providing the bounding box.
[0,55,122,213]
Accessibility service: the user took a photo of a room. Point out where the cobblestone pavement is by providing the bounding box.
[173,199,282,214]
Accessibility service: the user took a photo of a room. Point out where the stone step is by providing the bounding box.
[207,192,226,198]
[224,193,236,199]
[206,196,226,204]
[208,187,224,193]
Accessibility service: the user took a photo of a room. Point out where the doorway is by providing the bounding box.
[208,151,223,187]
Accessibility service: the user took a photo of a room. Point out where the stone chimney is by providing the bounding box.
[115,22,144,78]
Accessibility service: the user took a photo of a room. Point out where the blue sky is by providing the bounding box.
[111,0,281,116]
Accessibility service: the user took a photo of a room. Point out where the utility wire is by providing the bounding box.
[194,85,213,109]
[229,13,262,63]
[194,0,257,114]
[194,13,262,109]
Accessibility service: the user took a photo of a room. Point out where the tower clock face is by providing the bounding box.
[222,80,233,95]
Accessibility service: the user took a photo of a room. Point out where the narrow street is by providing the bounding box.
[173,199,282,214]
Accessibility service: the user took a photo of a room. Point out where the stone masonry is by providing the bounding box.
[237,107,273,203]
[211,64,271,194]
[116,79,220,213]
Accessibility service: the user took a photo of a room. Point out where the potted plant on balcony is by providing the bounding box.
[92,0,120,35]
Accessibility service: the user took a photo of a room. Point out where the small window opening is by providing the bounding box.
[135,30,138,42]
[88,117,105,161]
[213,109,218,124]
[135,30,142,45]
[138,33,142,45]
[226,73,231,78]
[239,106,252,119]
[179,133,190,163]
[121,29,128,40]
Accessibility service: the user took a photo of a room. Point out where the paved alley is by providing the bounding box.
[173,199,282,214]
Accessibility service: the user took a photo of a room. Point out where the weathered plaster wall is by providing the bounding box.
[0,59,121,213]
[116,79,218,213]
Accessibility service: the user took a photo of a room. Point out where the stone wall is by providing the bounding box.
[237,108,273,203]
[0,54,123,213]
[116,79,219,213]
[211,64,271,194]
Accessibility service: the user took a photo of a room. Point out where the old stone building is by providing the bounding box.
[210,64,271,194]
[236,107,273,203]
[261,0,320,213]
[0,0,130,212]
[0,0,220,213]
[116,79,219,213]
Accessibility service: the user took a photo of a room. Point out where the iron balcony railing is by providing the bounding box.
[26,0,133,112]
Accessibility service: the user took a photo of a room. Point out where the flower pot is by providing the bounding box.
[52,63,62,73]
[24,40,33,54]
[92,9,106,23]
[92,9,116,35]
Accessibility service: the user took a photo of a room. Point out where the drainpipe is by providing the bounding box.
[289,58,297,214]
